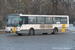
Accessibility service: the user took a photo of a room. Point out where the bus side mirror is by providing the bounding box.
[19,18,22,26]
[7,19,8,21]
[19,21,22,26]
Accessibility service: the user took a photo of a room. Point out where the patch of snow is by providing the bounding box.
[69,24,75,31]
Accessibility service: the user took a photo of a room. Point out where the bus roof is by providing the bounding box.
[20,14,69,17]
[8,14,69,17]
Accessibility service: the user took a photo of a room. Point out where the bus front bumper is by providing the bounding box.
[6,31,18,33]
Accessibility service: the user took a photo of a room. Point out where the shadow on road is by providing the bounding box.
[6,33,70,37]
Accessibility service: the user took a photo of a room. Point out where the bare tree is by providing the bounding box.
[22,0,30,14]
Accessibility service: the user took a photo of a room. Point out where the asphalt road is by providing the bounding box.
[0,32,75,50]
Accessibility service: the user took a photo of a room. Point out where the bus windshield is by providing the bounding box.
[7,15,20,27]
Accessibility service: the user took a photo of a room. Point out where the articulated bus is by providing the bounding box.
[5,14,69,35]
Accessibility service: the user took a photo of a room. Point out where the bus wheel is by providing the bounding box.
[52,28,58,34]
[29,29,35,36]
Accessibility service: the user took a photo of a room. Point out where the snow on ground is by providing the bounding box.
[69,24,75,31]
[69,24,75,33]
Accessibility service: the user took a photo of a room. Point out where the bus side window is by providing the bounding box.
[20,17,28,24]
[37,17,45,24]
[61,17,67,24]
[46,17,52,24]
[28,17,36,24]
[53,17,61,24]
[22,18,25,24]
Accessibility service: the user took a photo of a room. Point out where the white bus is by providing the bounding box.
[5,14,69,35]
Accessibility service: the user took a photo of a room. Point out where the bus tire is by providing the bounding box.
[29,29,35,36]
[52,28,58,34]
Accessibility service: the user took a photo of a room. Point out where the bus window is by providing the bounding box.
[22,18,25,24]
[61,17,67,24]
[46,17,53,24]
[53,17,61,24]
[7,15,19,27]
[37,17,45,24]
[28,17,36,24]
[20,17,28,24]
